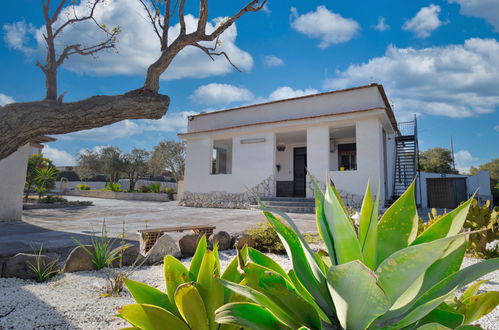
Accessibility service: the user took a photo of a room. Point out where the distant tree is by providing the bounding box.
[122,148,149,191]
[470,158,499,184]
[25,154,56,201]
[149,140,185,182]
[419,147,458,174]
[76,146,124,182]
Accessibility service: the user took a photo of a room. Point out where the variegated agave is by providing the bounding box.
[215,180,499,330]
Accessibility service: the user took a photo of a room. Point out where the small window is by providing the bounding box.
[211,139,232,174]
[338,143,356,171]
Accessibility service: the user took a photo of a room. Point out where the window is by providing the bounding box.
[338,143,356,171]
[211,139,232,174]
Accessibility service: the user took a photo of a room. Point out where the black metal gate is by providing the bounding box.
[427,177,467,209]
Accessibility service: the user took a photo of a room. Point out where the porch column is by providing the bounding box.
[306,126,330,198]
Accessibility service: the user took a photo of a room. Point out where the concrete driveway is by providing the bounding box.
[1,196,317,258]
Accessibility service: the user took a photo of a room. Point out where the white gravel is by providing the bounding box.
[0,252,497,329]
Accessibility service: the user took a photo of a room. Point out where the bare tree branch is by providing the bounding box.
[193,40,241,72]
[139,0,163,44]
[178,0,187,36]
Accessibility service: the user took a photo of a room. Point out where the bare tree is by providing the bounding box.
[149,140,185,181]
[0,0,267,160]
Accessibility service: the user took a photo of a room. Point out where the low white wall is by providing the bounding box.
[117,179,177,191]
[55,181,107,192]
[67,190,170,202]
[0,145,30,221]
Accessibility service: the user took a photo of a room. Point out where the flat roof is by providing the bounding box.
[180,83,398,136]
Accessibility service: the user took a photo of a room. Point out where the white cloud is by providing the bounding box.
[374,17,390,31]
[262,3,272,15]
[290,6,360,48]
[2,20,36,53]
[267,86,319,101]
[403,4,445,38]
[42,145,76,166]
[190,83,253,105]
[449,0,499,32]
[263,55,284,68]
[494,125,499,132]
[3,0,253,80]
[59,110,197,141]
[323,38,499,119]
[454,150,479,173]
[0,93,14,106]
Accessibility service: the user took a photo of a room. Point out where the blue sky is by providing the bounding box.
[1,0,498,172]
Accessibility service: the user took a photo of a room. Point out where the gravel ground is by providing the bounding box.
[0,252,497,329]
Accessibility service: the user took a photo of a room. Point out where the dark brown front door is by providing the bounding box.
[293,147,307,197]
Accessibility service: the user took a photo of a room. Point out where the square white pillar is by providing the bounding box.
[306,126,330,198]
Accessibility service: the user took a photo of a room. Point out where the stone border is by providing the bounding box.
[66,190,170,202]
[23,201,93,210]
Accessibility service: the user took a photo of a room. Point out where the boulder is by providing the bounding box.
[179,234,204,257]
[2,253,60,280]
[144,234,181,264]
[62,245,96,273]
[232,234,255,249]
[210,231,231,251]
[110,244,142,267]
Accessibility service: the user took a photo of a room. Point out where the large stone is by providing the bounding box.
[110,244,142,267]
[62,245,96,273]
[210,231,231,251]
[232,233,255,249]
[144,234,181,264]
[179,234,204,257]
[2,253,60,280]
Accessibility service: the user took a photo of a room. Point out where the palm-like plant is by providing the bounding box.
[215,179,499,329]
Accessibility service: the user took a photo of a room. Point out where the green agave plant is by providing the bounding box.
[215,179,499,330]
[117,235,254,329]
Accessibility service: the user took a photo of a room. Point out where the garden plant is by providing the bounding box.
[117,179,499,329]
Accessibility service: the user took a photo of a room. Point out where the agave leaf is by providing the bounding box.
[323,180,363,265]
[460,291,499,324]
[219,278,303,329]
[215,302,290,330]
[460,279,488,302]
[310,176,338,265]
[288,269,330,323]
[414,258,499,310]
[359,183,380,270]
[221,246,248,302]
[418,309,464,329]
[261,209,334,317]
[248,247,290,280]
[377,180,418,266]
[415,323,451,330]
[376,233,468,305]
[326,260,390,330]
[197,249,224,328]
[412,198,473,245]
[117,304,189,330]
[389,290,456,328]
[174,283,210,330]
[123,278,176,315]
[163,256,191,314]
[189,235,207,281]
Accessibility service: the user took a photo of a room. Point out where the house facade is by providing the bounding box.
[179,83,401,208]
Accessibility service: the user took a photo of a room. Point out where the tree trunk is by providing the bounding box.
[45,68,58,101]
[0,90,170,160]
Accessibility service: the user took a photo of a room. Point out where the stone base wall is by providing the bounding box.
[66,190,170,202]
[180,176,274,209]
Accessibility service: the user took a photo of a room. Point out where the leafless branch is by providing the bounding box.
[139,0,163,44]
[193,40,241,72]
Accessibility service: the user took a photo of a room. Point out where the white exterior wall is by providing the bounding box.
[184,132,276,193]
[0,145,31,221]
[306,126,330,197]
[329,118,385,201]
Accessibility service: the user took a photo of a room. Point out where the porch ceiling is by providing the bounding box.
[276,130,306,144]
[329,125,355,139]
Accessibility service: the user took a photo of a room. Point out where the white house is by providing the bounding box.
[179,83,405,209]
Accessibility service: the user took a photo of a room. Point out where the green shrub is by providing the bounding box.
[105,182,123,192]
[246,221,285,254]
[27,244,59,283]
[38,195,68,203]
[117,236,254,329]
[72,221,121,270]
[214,179,499,330]
[76,184,91,190]
[148,182,161,193]
[139,185,150,193]
[164,187,176,199]
[465,199,499,258]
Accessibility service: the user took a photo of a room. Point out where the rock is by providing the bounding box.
[232,234,255,249]
[179,234,203,257]
[210,231,231,250]
[63,245,96,273]
[144,234,181,264]
[2,253,60,280]
[110,244,142,267]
